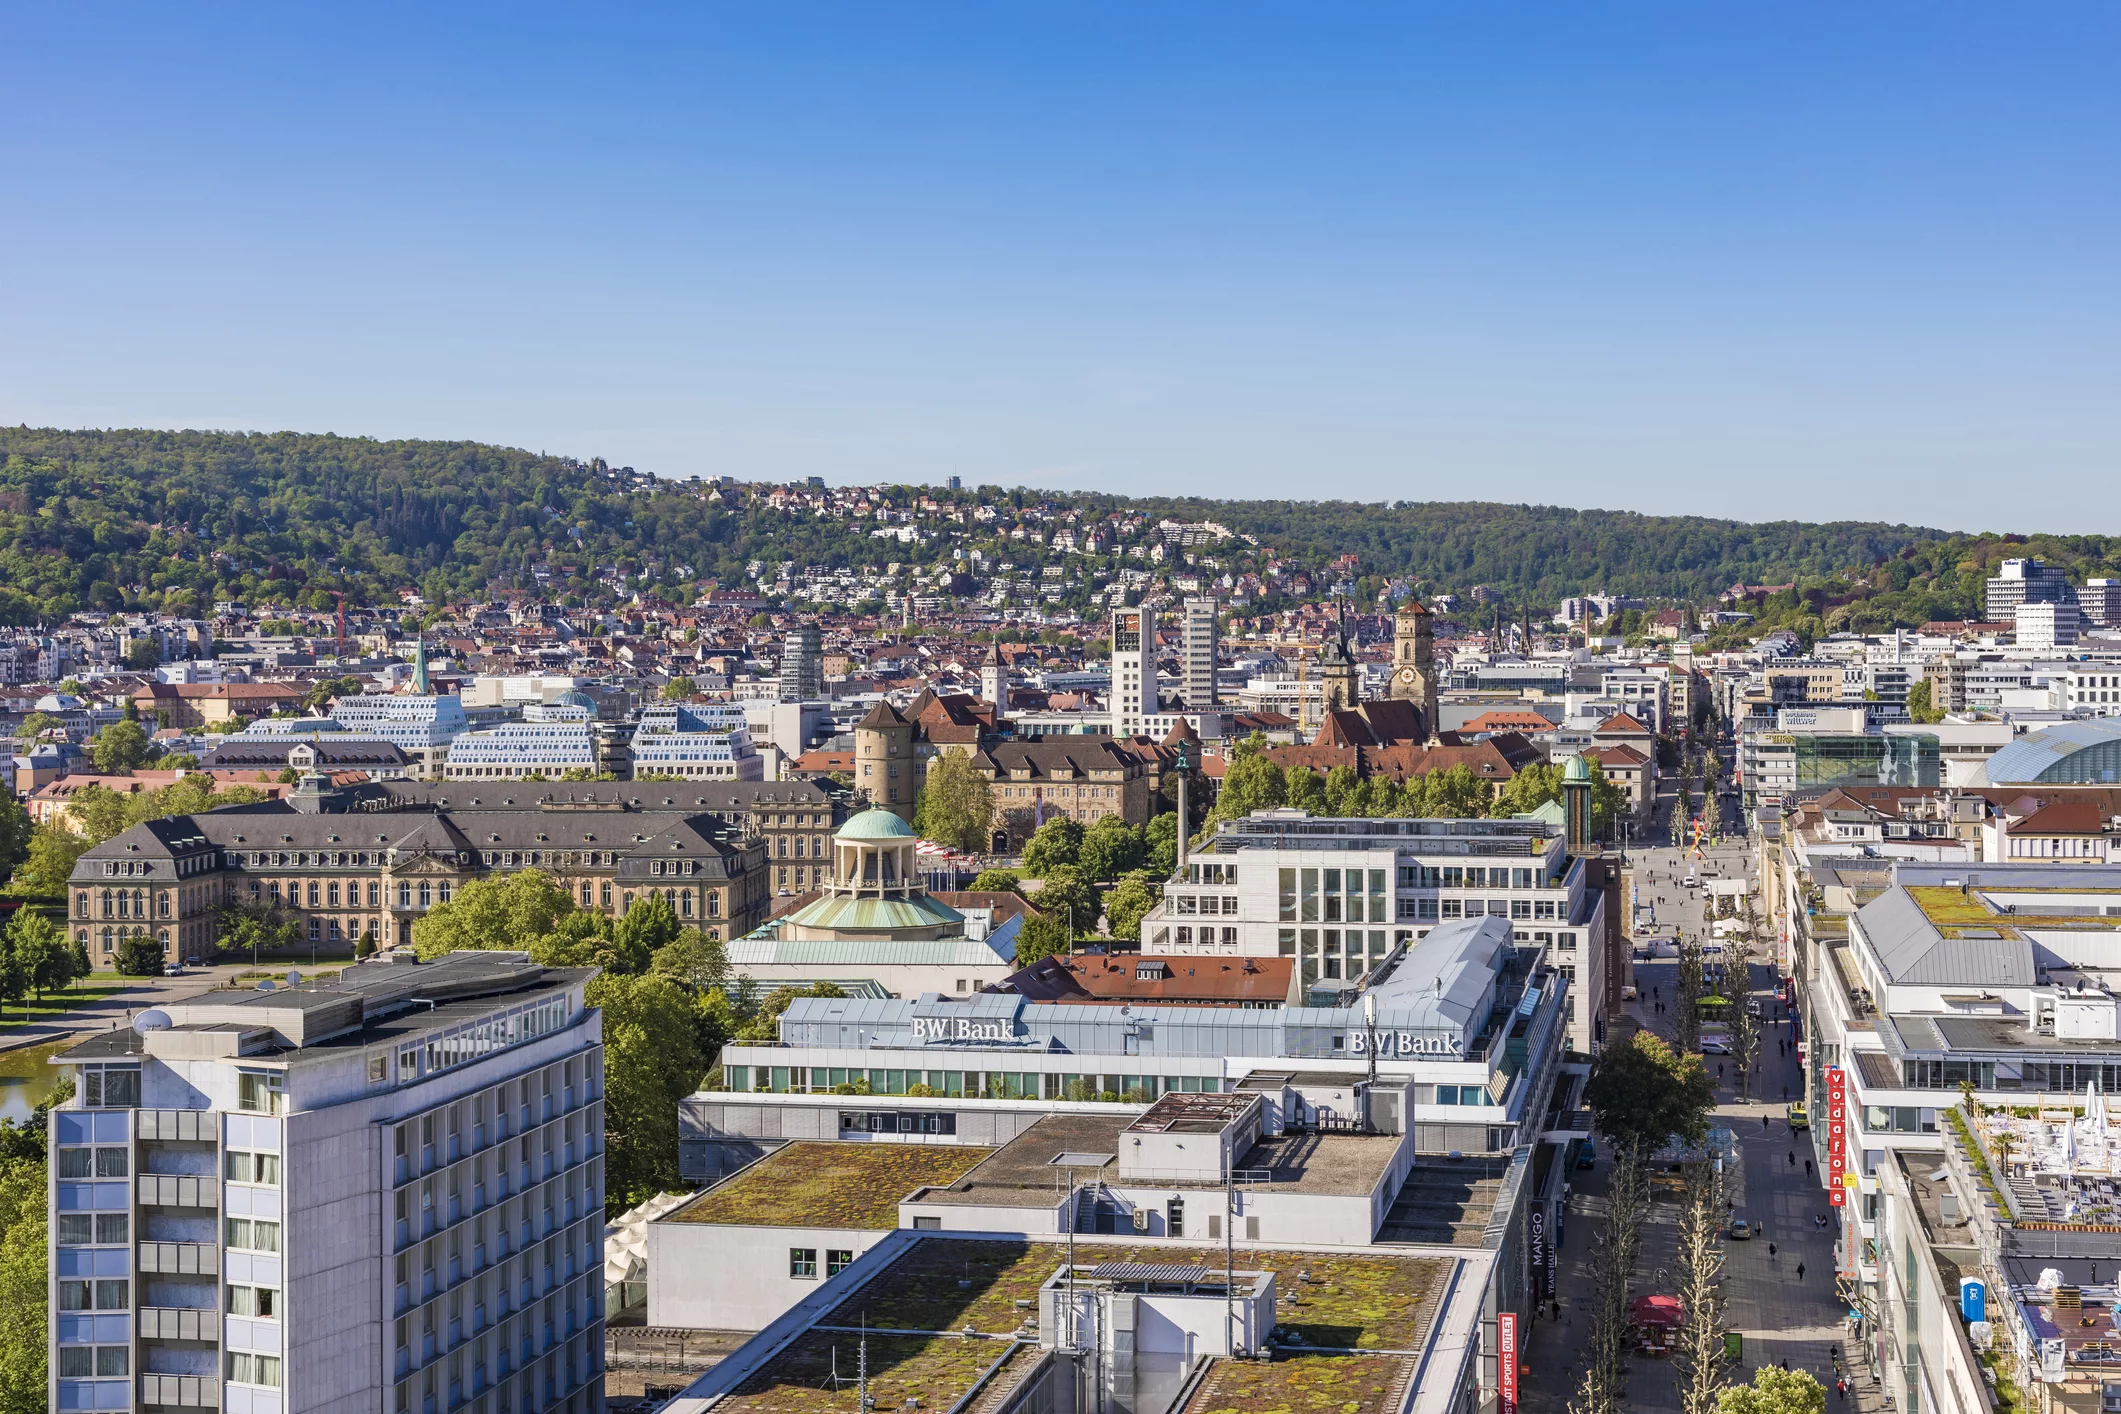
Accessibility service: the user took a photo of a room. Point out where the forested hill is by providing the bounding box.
[0,426,2115,623]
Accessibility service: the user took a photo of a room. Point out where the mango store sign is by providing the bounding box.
[912,1017,1016,1042]
[1348,1030,1464,1059]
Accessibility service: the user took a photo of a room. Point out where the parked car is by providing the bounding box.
[1576,1140,1598,1171]
[1700,1038,1732,1055]
[1746,999,1765,1017]
[1788,1104,1810,1131]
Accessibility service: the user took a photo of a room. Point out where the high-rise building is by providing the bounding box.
[1180,596,1220,710]
[2082,579,2121,629]
[47,951,606,1414]
[1110,607,1155,737]
[777,624,823,703]
[2014,600,2083,651]
[1985,558,2077,622]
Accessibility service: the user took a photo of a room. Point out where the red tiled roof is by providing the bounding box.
[1461,711,1554,733]
[2012,802,2106,836]
[995,953,1294,1006]
[1594,711,1652,735]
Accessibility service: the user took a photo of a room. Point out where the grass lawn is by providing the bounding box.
[0,983,129,1031]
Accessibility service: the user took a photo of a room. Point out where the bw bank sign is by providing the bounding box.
[1346,1030,1464,1059]
[911,1017,1017,1042]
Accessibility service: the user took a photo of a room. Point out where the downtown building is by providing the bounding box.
[626,703,764,782]
[48,950,606,1414]
[1136,811,1620,1057]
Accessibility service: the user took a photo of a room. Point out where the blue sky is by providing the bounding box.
[3,5,2116,530]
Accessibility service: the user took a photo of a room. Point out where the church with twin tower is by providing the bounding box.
[1320,597,1440,740]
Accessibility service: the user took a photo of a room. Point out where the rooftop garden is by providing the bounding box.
[720,1238,1447,1412]
[1184,1352,1411,1414]
[1908,885,2121,936]
[667,1143,995,1229]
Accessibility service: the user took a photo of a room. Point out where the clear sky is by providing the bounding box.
[3,5,2116,531]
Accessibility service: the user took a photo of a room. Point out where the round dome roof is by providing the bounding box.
[836,807,917,842]
[1563,753,1593,782]
[553,690,595,710]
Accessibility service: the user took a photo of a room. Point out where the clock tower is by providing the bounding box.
[1391,598,1438,738]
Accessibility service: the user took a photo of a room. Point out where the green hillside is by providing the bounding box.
[0,426,2114,630]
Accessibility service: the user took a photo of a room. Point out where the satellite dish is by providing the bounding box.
[285,970,303,987]
[132,1009,174,1034]
[256,979,276,992]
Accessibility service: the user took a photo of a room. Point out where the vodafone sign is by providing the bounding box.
[1826,1066,1848,1208]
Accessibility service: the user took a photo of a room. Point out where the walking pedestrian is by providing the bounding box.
[1797,1262,1806,1281]
[1836,1376,1848,1401]
[1768,1243,1776,1259]
[1763,1114,1770,1132]
[1789,1151,1796,1167]
[1805,1158,1814,1177]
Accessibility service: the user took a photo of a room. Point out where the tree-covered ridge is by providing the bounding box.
[0,426,2116,621]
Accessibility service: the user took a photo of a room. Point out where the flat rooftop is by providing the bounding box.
[666,1141,995,1229]
[1125,1090,1256,1135]
[913,1114,1404,1208]
[709,1235,1450,1414]
[1907,884,2121,941]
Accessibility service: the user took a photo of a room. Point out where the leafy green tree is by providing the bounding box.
[17,711,62,740]
[1143,814,1180,877]
[413,870,580,960]
[1492,761,1562,818]
[1020,816,1084,875]
[0,827,87,904]
[1413,764,1496,818]
[734,982,844,1042]
[1102,872,1160,942]
[0,927,26,1023]
[1077,818,1145,881]
[1323,763,1363,817]
[302,675,364,712]
[912,751,996,855]
[1203,736,1285,828]
[649,926,729,991]
[1584,1030,1715,1156]
[1905,677,1944,724]
[659,678,694,701]
[115,935,165,977]
[610,892,681,973]
[1715,1367,1826,1414]
[589,972,708,1212]
[124,639,162,671]
[90,718,151,775]
[1029,865,1098,939]
[1284,768,1326,814]
[0,797,29,886]
[6,911,69,999]
[218,898,304,962]
[1012,912,1070,965]
[970,868,1022,894]
[0,1149,48,1414]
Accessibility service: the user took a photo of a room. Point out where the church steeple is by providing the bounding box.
[411,633,430,695]
[1318,600,1359,715]
[1390,597,1437,737]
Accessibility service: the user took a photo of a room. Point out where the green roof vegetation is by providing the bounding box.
[1907,884,2121,938]
[668,1142,995,1230]
[716,1237,1449,1413]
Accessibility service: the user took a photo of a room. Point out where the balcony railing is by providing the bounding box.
[138,1241,219,1276]
[137,1174,218,1209]
[139,1374,220,1407]
[138,1306,219,1342]
[136,1109,216,1143]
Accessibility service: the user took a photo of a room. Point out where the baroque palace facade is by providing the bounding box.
[63,773,813,966]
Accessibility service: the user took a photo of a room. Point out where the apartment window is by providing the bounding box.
[399,882,412,908]
[1300,869,1318,922]
[789,1248,818,1279]
[226,1218,281,1252]
[58,1348,128,1377]
[79,1065,140,1109]
[239,1071,287,1115]
[227,1284,280,1318]
[369,881,382,907]
[58,1279,128,1311]
[229,1352,283,1388]
[826,1249,855,1277]
[1558,932,1578,951]
[225,1150,282,1186]
[1278,869,1297,922]
[369,1054,388,1083]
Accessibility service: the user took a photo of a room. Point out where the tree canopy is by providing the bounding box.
[1583,1030,1715,1156]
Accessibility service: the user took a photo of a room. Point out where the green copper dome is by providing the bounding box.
[1563,753,1592,782]
[836,807,917,842]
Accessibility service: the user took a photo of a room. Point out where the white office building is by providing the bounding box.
[628,703,764,781]
[1180,596,1220,710]
[443,696,598,780]
[2014,601,2084,651]
[1137,812,1612,1056]
[48,950,605,1414]
[331,694,472,779]
[1110,606,1153,737]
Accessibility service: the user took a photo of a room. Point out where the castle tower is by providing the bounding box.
[981,640,1009,721]
[853,699,917,820]
[1317,620,1358,716]
[1390,599,1438,736]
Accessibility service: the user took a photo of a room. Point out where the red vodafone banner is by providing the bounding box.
[1500,1311,1520,1413]
[1826,1066,1848,1207]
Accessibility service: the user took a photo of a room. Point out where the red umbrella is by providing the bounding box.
[1630,1294,1683,1328]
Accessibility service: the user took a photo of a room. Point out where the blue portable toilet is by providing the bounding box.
[1960,1277,1986,1324]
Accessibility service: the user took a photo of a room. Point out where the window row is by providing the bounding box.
[55,1146,128,1178]
[789,1247,855,1280]
[56,1213,129,1245]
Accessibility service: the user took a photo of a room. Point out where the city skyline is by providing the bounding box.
[3,5,2117,531]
